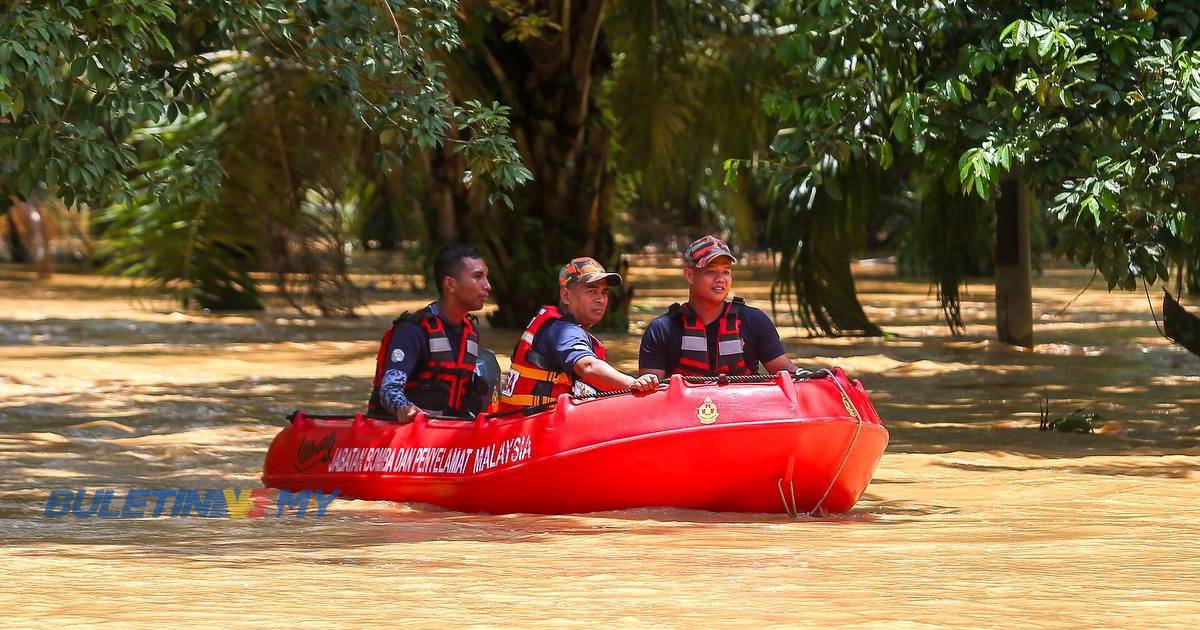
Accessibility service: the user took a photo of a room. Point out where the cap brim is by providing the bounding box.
[693,253,737,267]
[578,272,623,286]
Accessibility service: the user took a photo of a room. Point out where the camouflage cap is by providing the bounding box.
[559,257,623,287]
[683,235,737,268]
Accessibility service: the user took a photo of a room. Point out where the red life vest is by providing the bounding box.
[367,306,479,417]
[496,305,606,412]
[669,297,752,377]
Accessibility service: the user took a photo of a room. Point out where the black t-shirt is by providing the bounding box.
[638,303,787,374]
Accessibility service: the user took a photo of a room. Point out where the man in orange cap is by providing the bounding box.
[497,257,659,411]
[639,235,802,378]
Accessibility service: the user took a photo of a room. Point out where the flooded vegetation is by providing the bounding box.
[2,260,1199,627]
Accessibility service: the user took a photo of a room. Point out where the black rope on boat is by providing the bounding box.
[570,369,835,403]
[679,368,834,385]
[284,411,406,423]
[486,402,558,419]
[284,370,841,422]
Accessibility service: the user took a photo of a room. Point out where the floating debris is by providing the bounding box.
[1039,395,1100,434]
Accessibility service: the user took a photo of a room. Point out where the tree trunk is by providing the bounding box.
[994,177,1033,348]
[446,1,618,327]
[5,210,30,263]
[428,142,464,246]
[8,194,53,279]
[30,197,53,280]
[1186,258,1200,296]
[1164,290,1200,358]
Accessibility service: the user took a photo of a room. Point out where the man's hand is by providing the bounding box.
[629,373,660,392]
[396,405,421,423]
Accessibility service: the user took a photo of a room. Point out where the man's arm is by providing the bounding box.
[573,356,660,392]
[762,353,801,375]
[379,370,420,422]
[378,325,425,421]
[748,308,802,374]
[546,323,660,393]
[637,318,669,380]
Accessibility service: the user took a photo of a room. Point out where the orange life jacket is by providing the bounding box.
[367,306,479,417]
[669,297,752,377]
[496,305,606,411]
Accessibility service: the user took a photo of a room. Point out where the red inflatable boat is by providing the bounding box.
[262,368,888,515]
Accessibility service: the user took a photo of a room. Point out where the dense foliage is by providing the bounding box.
[0,1,529,309]
[7,0,1200,338]
[748,0,1200,331]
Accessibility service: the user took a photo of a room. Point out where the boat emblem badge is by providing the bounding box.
[697,397,719,424]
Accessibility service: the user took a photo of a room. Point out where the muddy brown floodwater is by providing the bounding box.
[2,259,1199,628]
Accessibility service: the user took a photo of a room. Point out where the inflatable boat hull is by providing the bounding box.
[262,369,888,515]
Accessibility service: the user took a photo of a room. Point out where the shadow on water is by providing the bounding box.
[1,510,654,553]
[1,496,936,558]
[816,332,1200,456]
[0,375,366,432]
[932,459,1198,479]
[0,317,381,347]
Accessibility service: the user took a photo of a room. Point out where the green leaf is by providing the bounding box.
[722,159,740,186]
[956,80,971,101]
[958,149,976,182]
[1037,34,1055,59]
[1108,44,1125,66]
[879,141,893,170]
[974,174,988,199]
[1083,196,1100,225]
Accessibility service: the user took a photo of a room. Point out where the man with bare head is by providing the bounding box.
[367,243,494,421]
[639,235,803,379]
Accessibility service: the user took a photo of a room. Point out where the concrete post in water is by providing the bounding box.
[994,175,1033,348]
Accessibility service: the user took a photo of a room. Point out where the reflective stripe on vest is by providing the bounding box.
[413,311,480,413]
[497,305,606,412]
[669,297,751,377]
[366,306,479,416]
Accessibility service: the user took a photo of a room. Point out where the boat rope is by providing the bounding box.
[353,370,841,421]
[684,369,834,385]
[1143,278,1167,339]
[572,369,836,403]
[805,376,864,517]
[777,477,798,517]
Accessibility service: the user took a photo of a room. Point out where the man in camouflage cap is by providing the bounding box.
[639,236,803,378]
[497,257,659,411]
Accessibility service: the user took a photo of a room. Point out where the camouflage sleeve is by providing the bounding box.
[378,322,424,415]
[379,369,412,416]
